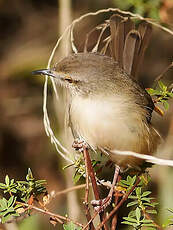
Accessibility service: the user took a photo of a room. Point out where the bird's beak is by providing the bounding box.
[32,69,56,78]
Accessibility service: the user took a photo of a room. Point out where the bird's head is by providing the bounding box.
[32,53,120,96]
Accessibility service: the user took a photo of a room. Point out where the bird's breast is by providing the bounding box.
[70,95,150,156]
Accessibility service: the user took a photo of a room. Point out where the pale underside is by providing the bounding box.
[70,94,160,169]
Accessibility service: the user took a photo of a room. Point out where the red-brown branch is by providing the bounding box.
[83,146,95,230]
[83,147,108,230]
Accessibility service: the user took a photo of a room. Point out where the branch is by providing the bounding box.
[16,202,83,228]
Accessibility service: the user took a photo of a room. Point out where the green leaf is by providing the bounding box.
[142,219,153,223]
[121,221,136,226]
[5,175,10,186]
[141,197,153,202]
[123,217,137,223]
[127,200,138,207]
[0,198,8,209]
[163,101,169,110]
[128,210,136,218]
[7,196,16,208]
[0,183,6,189]
[141,191,152,197]
[136,207,141,222]
[73,173,83,184]
[158,81,167,91]
[136,187,142,196]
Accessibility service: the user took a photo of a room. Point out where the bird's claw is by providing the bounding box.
[91,196,112,212]
[72,138,88,152]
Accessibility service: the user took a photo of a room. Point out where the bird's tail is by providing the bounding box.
[109,14,152,79]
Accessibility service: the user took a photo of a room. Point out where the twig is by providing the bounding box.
[16,202,83,228]
[96,177,141,230]
[83,147,108,230]
[111,175,121,230]
[111,196,118,230]
[83,147,95,230]
[54,184,88,197]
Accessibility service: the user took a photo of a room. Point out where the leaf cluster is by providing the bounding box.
[0,168,47,223]
[120,174,157,229]
[147,80,173,110]
[114,0,161,19]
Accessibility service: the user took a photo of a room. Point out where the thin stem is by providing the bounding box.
[83,147,108,230]
[17,202,83,228]
[83,147,95,230]
[111,175,121,230]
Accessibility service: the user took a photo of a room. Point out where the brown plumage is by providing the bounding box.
[32,14,160,170]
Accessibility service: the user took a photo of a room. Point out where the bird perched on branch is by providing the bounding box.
[33,14,160,171]
[32,13,162,210]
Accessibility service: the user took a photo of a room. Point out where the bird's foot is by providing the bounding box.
[91,196,112,212]
[72,138,88,152]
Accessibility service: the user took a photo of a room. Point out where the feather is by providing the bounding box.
[123,30,141,76]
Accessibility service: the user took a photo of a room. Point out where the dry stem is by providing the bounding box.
[17,202,83,228]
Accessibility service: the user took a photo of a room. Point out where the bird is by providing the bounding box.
[32,14,161,209]
[32,52,160,170]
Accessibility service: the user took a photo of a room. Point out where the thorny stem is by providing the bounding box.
[95,177,141,230]
[16,202,83,228]
[83,147,95,230]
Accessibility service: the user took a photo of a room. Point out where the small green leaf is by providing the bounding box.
[158,81,167,91]
[136,187,142,196]
[141,197,153,202]
[142,219,153,223]
[0,198,8,209]
[73,173,83,184]
[0,183,6,189]
[123,217,137,223]
[127,200,138,207]
[5,176,9,186]
[7,196,16,208]
[121,221,136,226]
[163,101,169,110]
[141,191,152,197]
[136,207,141,222]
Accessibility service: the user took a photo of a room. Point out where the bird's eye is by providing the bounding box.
[64,75,73,83]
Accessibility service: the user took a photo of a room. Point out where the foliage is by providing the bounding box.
[1,168,173,229]
[0,169,47,223]
[147,80,173,111]
[120,174,158,229]
[114,0,161,19]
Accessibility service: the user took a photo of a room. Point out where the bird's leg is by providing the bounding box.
[91,165,120,212]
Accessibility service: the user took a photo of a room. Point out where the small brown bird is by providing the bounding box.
[32,14,161,209]
[32,15,160,171]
